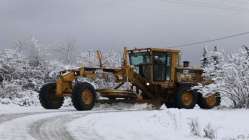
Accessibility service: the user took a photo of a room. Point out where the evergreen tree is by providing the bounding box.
[197,46,249,108]
[201,47,208,67]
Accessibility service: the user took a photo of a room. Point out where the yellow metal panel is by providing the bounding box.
[61,72,76,82]
[171,52,178,82]
[56,79,63,96]
[151,48,181,53]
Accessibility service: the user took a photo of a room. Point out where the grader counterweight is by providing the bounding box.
[39,48,220,111]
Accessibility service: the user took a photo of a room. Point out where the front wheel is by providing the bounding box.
[71,82,96,111]
[176,86,197,109]
[39,83,64,109]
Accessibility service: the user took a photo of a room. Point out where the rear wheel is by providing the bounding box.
[176,86,197,109]
[71,82,96,111]
[198,93,221,109]
[39,83,64,109]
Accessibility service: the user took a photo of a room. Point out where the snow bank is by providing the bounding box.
[0,104,46,114]
[93,103,153,111]
[67,108,249,140]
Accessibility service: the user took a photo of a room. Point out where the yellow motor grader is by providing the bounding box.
[39,48,220,110]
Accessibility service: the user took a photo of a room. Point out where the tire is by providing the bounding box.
[39,83,64,109]
[71,82,96,111]
[165,102,176,108]
[176,85,197,109]
[198,93,221,109]
[165,95,176,108]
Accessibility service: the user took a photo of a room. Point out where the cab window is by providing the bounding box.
[153,52,171,81]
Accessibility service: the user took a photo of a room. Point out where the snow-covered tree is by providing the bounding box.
[101,50,122,68]
[198,46,249,108]
[0,49,36,105]
[76,49,122,68]
[0,37,124,106]
[201,47,208,68]
[0,37,53,106]
[52,40,80,65]
[15,37,46,67]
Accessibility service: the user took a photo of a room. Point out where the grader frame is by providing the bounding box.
[39,47,220,110]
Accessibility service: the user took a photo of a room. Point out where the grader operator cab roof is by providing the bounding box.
[128,48,180,53]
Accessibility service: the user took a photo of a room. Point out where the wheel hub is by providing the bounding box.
[205,95,217,107]
[81,89,93,105]
[181,92,193,106]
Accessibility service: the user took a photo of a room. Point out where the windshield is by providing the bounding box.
[129,52,151,66]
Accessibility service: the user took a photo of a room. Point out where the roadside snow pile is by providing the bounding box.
[93,103,153,111]
[67,109,249,140]
[0,103,49,114]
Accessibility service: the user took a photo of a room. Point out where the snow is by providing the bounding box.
[0,103,248,140]
[0,112,70,140]
[0,103,150,115]
[67,107,249,140]
[198,46,249,108]
[0,104,49,114]
[0,1,249,139]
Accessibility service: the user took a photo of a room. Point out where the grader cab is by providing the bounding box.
[39,48,220,111]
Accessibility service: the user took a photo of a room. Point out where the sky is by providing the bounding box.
[1,0,249,64]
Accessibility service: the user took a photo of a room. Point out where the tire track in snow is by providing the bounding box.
[29,109,146,140]
[0,111,75,140]
[0,109,150,140]
[0,111,61,124]
[29,113,85,140]
[0,112,70,140]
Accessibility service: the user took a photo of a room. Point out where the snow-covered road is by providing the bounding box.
[0,111,73,140]
[29,112,79,140]
[0,104,151,140]
[0,109,112,140]
[0,104,248,140]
